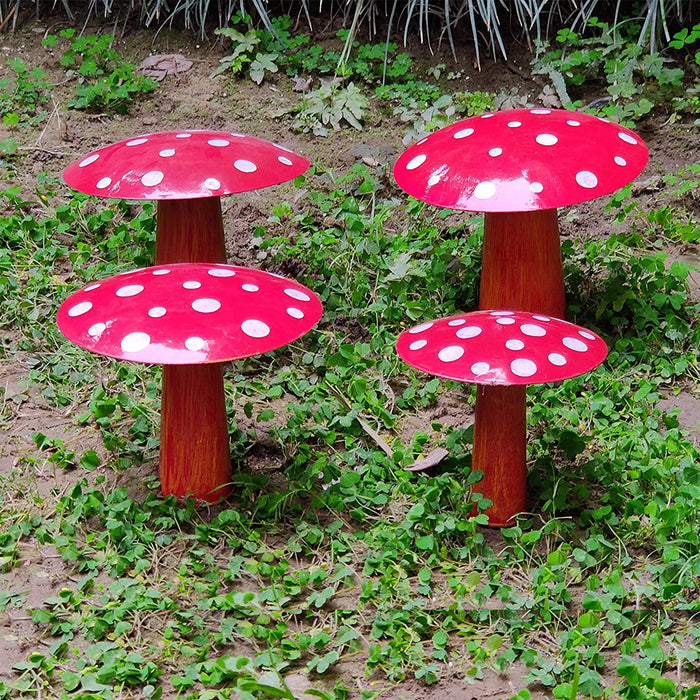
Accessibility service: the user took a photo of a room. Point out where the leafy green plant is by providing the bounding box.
[288,82,368,135]
[0,58,51,128]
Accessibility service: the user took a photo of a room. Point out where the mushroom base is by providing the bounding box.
[160,363,232,501]
[471,384,527,527]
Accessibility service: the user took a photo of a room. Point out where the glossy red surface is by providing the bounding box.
[57,264,322,364]
[63,130,309,200]
[393,109,648,212]
[396,310,607,385]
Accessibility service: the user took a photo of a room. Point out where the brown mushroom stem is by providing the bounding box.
[480,209,565,318]
[160,363,232,501]
[156,199,227,264]
[471,384,527,526]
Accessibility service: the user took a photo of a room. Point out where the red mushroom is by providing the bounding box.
[396,310,607,526]
[63,130,309,264]
[57,263,322,501]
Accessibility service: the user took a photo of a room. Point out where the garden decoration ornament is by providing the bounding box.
[63,130,309,264]
[397,310,608,526]
[57,263,322,501]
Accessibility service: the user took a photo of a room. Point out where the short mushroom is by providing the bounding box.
[57,263,322,501]
[396,309,608,526]
[393,108,648,317]
[63,130,309,264]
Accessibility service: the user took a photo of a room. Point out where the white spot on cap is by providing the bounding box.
[183,281,201,290]
[234,159,257,173]
[142,171,164,187]
[126,138,148,146]
[121,332,150,353]
[454,128,474,139]
[241,319,271,338]
[427,175,441,186]
[148,307,166,318]
[84,283,101,292]
[481,114,494,118]
[566,120,581,127]
[204,178,221,190]
[185,336,206,351]
[579,330,596,340]
[410,322,433,334]
[116,284,144,298]
[176,133,192,138]
[563,337,589,352]
[548,353,567,366]
[491,311,514,316]
[284,288,311,302]
[192,298,221,313]
[530,182,544,194]
[96,177,112,189]
[511,358,537,377]
[208,138,230,147]
[497,317,516,325]
[507,121,522,128]
[242,284,259,292]
[153,269,171,276]
[448,319,466,327]
[406,154,427,170]
[278,156,293,166]
[474,181,496,199]
[409,339,427,351]
[159,149,176,157]
[273,141,291,151]
[618,132,638,145]
[438,346,464,362]
[536,133,558,146]
[533,315,551,322]
[471,362,490,375]
[456,326,482,339]
[521,323,546,337]
[287,307,304,319]
[489,147,503,157]
[576,171,598,189]
[68,301,92,317]
[506,339,525,350]
[88,322,106,336]
[79,154,99,167]
[531,109,551,114]
[614,156,627,166]
[208,268,235,278]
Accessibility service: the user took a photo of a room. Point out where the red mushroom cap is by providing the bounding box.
[63,130,309,200]
[57,263,322,364]
[396,310,607,385]
[393,109,648,212]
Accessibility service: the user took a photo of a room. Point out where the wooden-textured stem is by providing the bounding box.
[472,384,527,526]
[160,363,232,501]
[480,209,565,318]
[155,198,227,264]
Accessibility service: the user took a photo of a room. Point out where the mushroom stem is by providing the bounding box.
[480,209,565,318]
[156,198,227,264]
[471,384,527,526]
[160,363,232,501]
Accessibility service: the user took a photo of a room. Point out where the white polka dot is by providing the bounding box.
[79,154,99,167]
[506,339,525,350]
[489,147,503,157]
[88,322,106,336]
[481,114,494,118]
[531,109,551,114]
[511,358,537,377]
[234,159,257,173]
[68,301,92,317]
[497,317,516,325]
[242,284,259,292]
[490,311,514,316]
[533,315,550,322]
[141,171,164,187]
[116,284,144,298]
[208,268,235,278]
[427,175,441,186]
[416,137,428,145]
[507,121,521,128]
[614,156,627,166]
[84,283,101,292]
[148,307,166,318]
[176,133,192,138]
[456,326,482,339]
[159,149,176,157]
[438,345,464,362]
[579,330,596,340]
[566,120,581,127]
[474,181,496,199]
[153,269,171,276]
[96,177,112,189]
[231,132,246,138]
[192,298,221,313]
[453,128,474,139]
[471,362,490,375]
[563,337,589,352]
[406,154,427,170]
[409,322,433,334]
[618,132,638,145]
[530,182,544,193]
[126,138,148,146]
[241,319,270,338]
[548,353,567,366]
[278,156,293,166]
[520,323,546,337]
[185,336,206,351]
[208,138,230,147]
[409,339,427,351]
[448,319,466,327]
[287,307,304,319]
[536,133,558,146]
[183,281,201,290]
[284,288,311,302]
[121,332,150,353]
[576,171,598,189]
[204,178,221,190]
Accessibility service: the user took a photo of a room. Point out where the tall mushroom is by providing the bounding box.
[396,310,608,525]
[63,130,310,264]
[57,263,322,501]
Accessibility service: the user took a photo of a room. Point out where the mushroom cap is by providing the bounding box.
[393,109,648,213]
[57,263,322,365]
[63,130,310,200]
[396,310,607,385]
